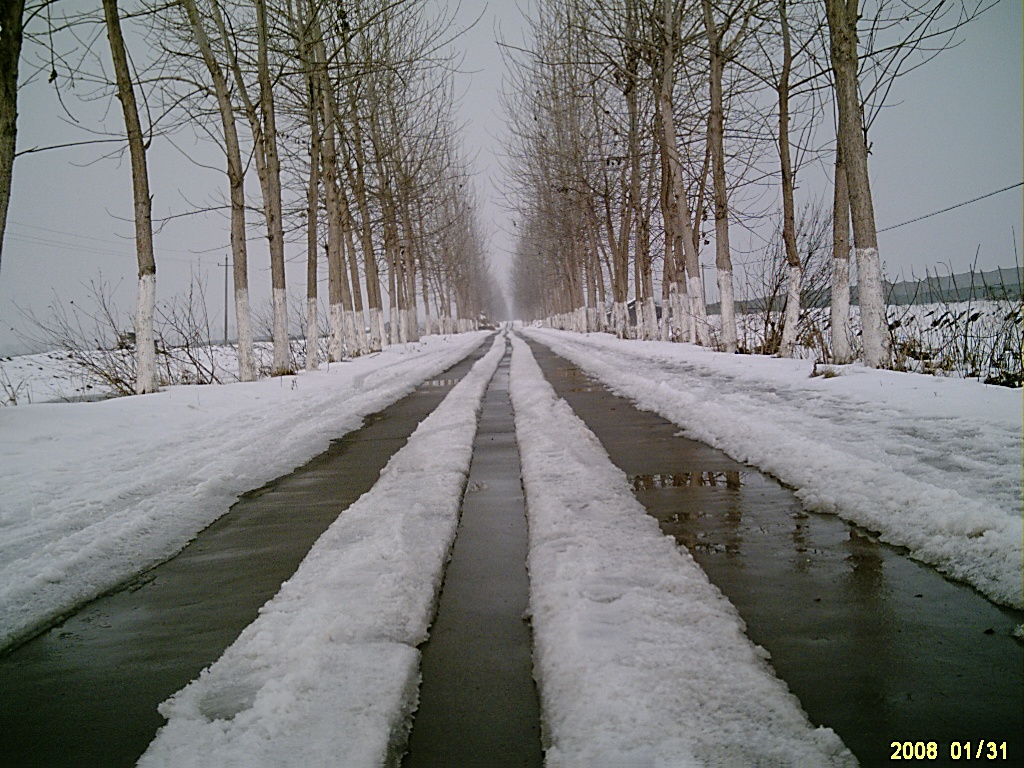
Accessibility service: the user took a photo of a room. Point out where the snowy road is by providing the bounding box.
[523,328,1023,609]
[2,327,1020,765]
[140,333,856,765]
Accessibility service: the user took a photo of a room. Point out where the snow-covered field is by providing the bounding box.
[0,332,491,652]
[522,327,1023,609]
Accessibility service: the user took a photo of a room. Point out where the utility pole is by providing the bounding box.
[223,256,229,346]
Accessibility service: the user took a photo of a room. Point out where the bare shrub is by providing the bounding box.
[740,200,833,357]
[22,274,225,396]
[155,276,222,386]
[0,365,28,405]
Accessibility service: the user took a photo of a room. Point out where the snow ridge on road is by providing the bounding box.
[524,328,1023,609]
[138,334,506,767]
[0,333,491,653]
[509,335,855,767]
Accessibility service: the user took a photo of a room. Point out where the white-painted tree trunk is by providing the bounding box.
[717,269,737,352]
[857,246,889,367]
[135,273,157,394]
[831,256,853,363]
[643,297,658,340]
[327,296,343,360]
[344,309,360,357]
[389,304,400,345]
[778,264,803,357]
[236,288,256,380]
[356,310,369,355]
[368,307,383,351]
[405,307,418,342]
[671,283,689,343]
[397,305,408,344]
[304,296,317,371]
[688,275,711,346]
[612,300,629,338]
[660,291,671,340]
[329,303,344,361]
[272,288,289,372]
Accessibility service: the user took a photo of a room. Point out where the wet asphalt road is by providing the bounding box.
[403,337,543,767]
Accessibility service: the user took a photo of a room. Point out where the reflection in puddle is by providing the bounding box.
[629,471,746,491]
[423,378,458,388]
[566,368,597,393]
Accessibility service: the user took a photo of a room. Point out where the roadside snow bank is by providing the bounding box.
[509,335,855,767]
[0,332,490,653]
[138,334,506,767]
[523,328,1023,609]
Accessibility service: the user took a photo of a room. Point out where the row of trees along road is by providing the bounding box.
[503,0,991,368]
[1,0,504,393]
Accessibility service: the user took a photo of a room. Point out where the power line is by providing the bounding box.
[878,182,1023,233]
[5,219,219,264]
[6,218,197,253]
[4,232,203,265]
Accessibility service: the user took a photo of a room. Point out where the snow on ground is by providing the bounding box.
[509,335,856,767]
[0,332,491,653]
[138,334,506,768]
[522,327,1023,609]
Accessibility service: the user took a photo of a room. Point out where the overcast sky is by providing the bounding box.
[1,0,1020,355]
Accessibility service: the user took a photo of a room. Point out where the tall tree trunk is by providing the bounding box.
[0,0,24,273]
[649,0,705,345]
[180,0,255,381]
[288,0,319,371]
[831,141,854,362]
[777,0,802,358]
[826,0,890,367]
[659,71,708,344]
[339,188,369,354]
[702,0,737,353]
[321,133,351,362]
[307,23,355,362]
[419,247,434,335]
[213,0,289,372]
[254,0,289,374]
[305,134,319,370]
[398,188,421,342]
[346,114,385,350]
[102,0,157,394]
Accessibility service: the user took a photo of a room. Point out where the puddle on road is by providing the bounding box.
[422,377,459,388]
[524,337,1023,768]
[629,471,749,490]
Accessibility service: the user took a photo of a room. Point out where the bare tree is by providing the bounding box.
[824,0,888,367]
[178,0,256,380]
[209,0,290,374]
[101,0,157,393]
[0,0,26,273]
[701,0,759,353]
[652,0,708,345]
